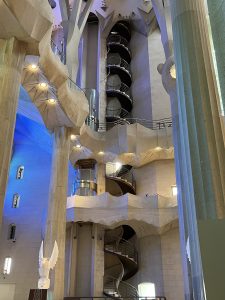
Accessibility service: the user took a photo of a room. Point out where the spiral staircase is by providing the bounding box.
[104,226,139,299]
[106,21,133,124]
[106,164,136,195]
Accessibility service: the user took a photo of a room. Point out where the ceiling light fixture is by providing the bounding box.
[39,82,48,89]
[28,64,38,71]
[155,146,162,151]
[47,98,56,104]
[98,151,104,155]
[70,134,77,141]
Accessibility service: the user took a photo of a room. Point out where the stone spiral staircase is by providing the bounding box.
[104,226,138,299]
[106,164,136,195]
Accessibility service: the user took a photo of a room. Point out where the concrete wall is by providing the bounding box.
[128,234,164,296]
[134,159,176,197]
[130,31,152,120]
[148,29,171,120]
[161,228,184,300]
[126,228,184,300]
[0,115,52,300]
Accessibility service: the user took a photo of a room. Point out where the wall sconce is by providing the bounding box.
[171,185,178,196]
[16,166,24,179]
[3,257,12,275]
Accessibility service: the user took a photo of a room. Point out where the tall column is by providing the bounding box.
[97,163,106,194]
[44,126,71,300]
[170,0,225,299]
[0,38,26,229]
[206,0,225,115]
[91,224,104,296]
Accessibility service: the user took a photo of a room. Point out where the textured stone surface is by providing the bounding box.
[0,38,25,229]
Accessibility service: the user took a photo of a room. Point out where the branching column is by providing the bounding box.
[0,38,26,228]
[45,126,71,300]
[170,0,225,299]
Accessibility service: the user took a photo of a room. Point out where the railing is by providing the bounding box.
[106,165,136,191]
[106,107,129,119]
[51,39,87,96]
[73,169,97,196]
[106,82,131,98]
[104,275,139,299]
[107,55,131,74]
[105,238,138,263]
[107,34,130,51]
[86,116,173,132]
[64,297,167,300]
[51,39,65,64]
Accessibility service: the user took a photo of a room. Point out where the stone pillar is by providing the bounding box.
[91,223,104,296]
[206,0,225,115]
[97,163,106,194]
[170,0,225,299]
[44,126,71,300]
[0,38,26,229]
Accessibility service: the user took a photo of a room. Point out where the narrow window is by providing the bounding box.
[16,166,24,179]
[3,257,12,274]
[12,194,20,208]
[138,282,156,298]
[171,185,178,196]
[8,224,16,241]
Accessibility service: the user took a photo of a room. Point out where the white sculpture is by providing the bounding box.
[38,240,59,289]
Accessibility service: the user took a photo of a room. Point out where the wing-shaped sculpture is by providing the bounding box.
[49,241,59,269]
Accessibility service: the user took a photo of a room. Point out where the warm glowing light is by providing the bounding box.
[75,144,81,148]
[155,146,162,151]
[3,257,12,275]
[39,82,48,89]
[170,64,176,79]
[115,162,122,170]
[47,98,56,104]
[70,134,77,141]
[28,64,38,71]
[171,185,178,196]
[98,151,104,155]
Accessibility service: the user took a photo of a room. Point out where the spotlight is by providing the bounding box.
[155,146,162,151]
[38,82,48,89]
[70,134,77,141]
[75,144,81,149]
[28,64,38,71]
[47,98,56,104]
[98,151,104,155]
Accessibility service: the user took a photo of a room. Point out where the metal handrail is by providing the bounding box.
[104,275,139,298]
[64,297,167,300]
[87,116,173,132]
[51,39,65,64]
[107,55,131,74]
[107,34,130,51]
[106,166,136,191]
[106,107,129,118]
[105,238,138,263]
[107,81,130,94]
